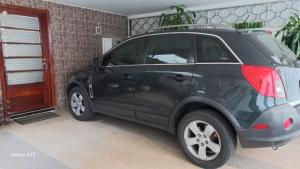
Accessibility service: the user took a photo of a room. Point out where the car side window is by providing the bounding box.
[146,34,194,64]
[196,36,237,63]
[104,38,147,66]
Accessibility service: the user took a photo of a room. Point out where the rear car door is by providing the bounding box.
[133,34,195,127]
[91,37,149,118]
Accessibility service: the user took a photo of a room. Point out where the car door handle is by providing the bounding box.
[103,67,113,73]
[124,74,133,80]
[174,74,185,81]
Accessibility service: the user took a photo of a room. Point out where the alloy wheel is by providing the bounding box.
[183,120,221,161]
[71,92,85,116]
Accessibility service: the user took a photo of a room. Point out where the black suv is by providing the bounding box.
[67,28,300,168]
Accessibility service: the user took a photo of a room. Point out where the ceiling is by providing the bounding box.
[50,0,281,16]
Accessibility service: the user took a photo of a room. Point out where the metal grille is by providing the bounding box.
[129,0,300,36]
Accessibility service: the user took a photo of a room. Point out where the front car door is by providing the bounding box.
[133,33,195,127]
[91,37,149,118]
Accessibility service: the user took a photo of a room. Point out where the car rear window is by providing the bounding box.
[196,36,237,63]
[242,32,298,67]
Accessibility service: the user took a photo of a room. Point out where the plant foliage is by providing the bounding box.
[276,14,300,58]
[159,5,196,28]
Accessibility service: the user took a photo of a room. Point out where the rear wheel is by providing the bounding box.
[68,87,95,121]
[177,109,236,169]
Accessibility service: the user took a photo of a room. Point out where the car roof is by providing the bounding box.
[106,28,272,66]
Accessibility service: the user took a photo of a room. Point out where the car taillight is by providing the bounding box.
[241,65,286,98]
[284,118,293,130]
[254,123,269,130]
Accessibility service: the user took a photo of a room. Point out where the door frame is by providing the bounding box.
[0,5,56,121]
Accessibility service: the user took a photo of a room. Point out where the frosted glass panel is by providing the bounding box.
[5,58,43,71]
[3,44,42,57]
[7,71,43,85]
[1,29,40,43]
[0,14,39,30]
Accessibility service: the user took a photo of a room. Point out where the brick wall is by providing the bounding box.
[1,0,128,110]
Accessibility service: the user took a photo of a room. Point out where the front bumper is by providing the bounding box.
[239,102,300,148]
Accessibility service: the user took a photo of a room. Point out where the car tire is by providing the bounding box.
[177,109,236,169]
[68,87,95,121]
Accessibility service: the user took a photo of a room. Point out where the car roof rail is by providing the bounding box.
[238,28,274,35]
[143,23,235,34]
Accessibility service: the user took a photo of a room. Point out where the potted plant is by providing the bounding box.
[233,21,264,29]
[159,5,196,29]
[234,15,264,29]
[276,14,300,58]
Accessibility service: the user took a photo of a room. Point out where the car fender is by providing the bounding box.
[67,76,89,96]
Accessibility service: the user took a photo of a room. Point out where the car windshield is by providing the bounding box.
[242,32,299,67]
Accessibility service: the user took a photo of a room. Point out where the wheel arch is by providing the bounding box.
[67,78,96,112]
[67,80,89,97]
[169,96,240,135]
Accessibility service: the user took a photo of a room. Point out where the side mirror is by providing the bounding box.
[89,57,101,69]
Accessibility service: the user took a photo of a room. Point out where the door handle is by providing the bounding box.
[174,74,185,81]
[103,67,113,73]
[124,74,133,80]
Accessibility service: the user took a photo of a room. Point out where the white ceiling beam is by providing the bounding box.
[46,0,127,16]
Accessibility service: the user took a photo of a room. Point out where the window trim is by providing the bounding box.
[145,34,195,65]
[195,35,238,63]
[102,32,243,67]
[104,37,148,66]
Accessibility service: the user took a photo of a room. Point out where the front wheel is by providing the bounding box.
[177,109,236,169]
[68,87,95,121]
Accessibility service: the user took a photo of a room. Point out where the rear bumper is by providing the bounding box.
[239,102,300,148]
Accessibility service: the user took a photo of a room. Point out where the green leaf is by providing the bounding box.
[293,32,300,43]
[158,4,195,29]
[277,14,300,57]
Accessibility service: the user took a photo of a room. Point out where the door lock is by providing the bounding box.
[42,58,47,70]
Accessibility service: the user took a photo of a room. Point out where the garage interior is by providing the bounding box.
[0,0,300,169]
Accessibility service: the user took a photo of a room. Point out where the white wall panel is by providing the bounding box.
[0,14,39,30]
[0,29,40,43]
[5,58,43,71]
[3,44,42,57]
[6,71,43,85]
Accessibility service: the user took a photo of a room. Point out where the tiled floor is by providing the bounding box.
[1,111,300,169]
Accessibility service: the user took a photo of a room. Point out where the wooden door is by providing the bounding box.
[0,5,55,118]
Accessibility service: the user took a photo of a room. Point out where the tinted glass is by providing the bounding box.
[196,36,237,63]
[103,38,146,66]
[146,34,194,64]
[243,32,298,67]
